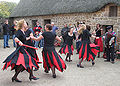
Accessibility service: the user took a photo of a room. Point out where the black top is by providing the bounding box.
[11,24,16,35]
[78,29,91,43]
[2,24,10,35]
[105,32,116,46]
[61,27,69,36]
[25,29,34,46]
[64,33,76,46]
[96,29,101,37]
[15,29,26,45]
[42,32,56,47]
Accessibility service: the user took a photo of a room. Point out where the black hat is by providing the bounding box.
[107,26,112,30]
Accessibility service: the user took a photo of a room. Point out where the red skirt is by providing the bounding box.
[95,37,103,52]
[42,47,66,72]
[59,44,74,55]
[78,42,99,61]
[90,44,100,56]
[2,46,39,70]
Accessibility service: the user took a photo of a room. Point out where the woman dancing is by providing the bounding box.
[31,24,66,78]
[59,27,76,62]
[77,24,99,68]
[25,22,41,71]
[2,19,39,82]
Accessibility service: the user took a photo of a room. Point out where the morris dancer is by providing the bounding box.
[77,24,99,68]
[94,24,103,58]
[31,24,66,78]
[2,19,39,82]
[59,27,76,62]
[25,22,41,71]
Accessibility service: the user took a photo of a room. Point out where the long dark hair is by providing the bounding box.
[86,25,91,31]
[96,24,101,29]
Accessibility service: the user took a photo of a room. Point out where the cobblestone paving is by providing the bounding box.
[0,39,120,86]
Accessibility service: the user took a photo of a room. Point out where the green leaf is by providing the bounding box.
[0,1,17,18]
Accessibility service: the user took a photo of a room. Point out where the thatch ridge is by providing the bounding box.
[10,0,120,17]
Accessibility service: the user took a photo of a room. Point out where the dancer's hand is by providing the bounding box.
[60,36,62,39]
[92,30,96,34]
[30,35,34,40]
[96,37,99,39]
[26,37,30,40]
[91,35,96,38]
[18,41,23,46]
[103,36,105,39]
[15,37,23,46]
[112,40,114,43]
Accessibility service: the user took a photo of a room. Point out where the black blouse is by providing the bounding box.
[15,29,26,44]
[25,29,34,46]
[96,29,101,37]
[78,29,91,43]
[42,32,56,47]
[64,33,76,46]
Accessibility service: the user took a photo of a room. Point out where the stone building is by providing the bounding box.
[10,0,120,44]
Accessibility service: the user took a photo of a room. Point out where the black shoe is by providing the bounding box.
[69,59,72,62]
[4,47,6,49]
[6,46,10,48]
[92,62,95,66]
[77,64,84,68]
[104,60,110,62]
[111,61,115,64]
[52,74,56,78]
[12,78,22,82]
[44,70,49,73]
[34,68,38,71]
[76,52,79,54]
[65,59,69,62]
[29,76,39,81]
[80,65,84,68]
[97,56,100,58]
[77,64,80,67]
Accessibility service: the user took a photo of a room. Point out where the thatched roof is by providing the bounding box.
[10,0,120,18]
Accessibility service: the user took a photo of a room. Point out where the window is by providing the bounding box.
[32,20,37,28]
[109,6,117,17]
[44,19,51,26]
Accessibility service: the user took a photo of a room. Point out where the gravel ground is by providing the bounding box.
[0,39,120,86]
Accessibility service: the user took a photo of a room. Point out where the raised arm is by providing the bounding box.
[26,32,34,40]
[30,35,44,41]
[55,36,61,42]
[91,35,96,38]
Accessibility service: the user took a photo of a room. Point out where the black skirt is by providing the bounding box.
[77,42,99,61]
[59,44,74,55]
[42,46,66,72]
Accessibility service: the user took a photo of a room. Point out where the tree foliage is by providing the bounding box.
[0,1,17,18]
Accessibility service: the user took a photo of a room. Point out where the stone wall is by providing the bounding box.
[13,4,120,37]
